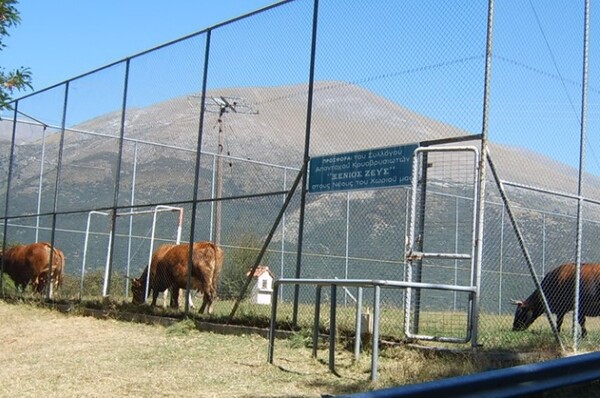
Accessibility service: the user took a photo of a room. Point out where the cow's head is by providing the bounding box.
[511,299,541,331]
[131,278,145,305]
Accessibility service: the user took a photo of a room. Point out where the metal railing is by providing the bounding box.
[267,278,476,381]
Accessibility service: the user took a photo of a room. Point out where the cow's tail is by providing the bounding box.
[39,242,65,292]
[202,242,223,301]
[52,247,65,288]
[212,244,224,295]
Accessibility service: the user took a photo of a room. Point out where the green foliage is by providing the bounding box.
[0,0,20,43]
[217,234,262,300]
[1,0,33,109]
[286,328,315,349]
[166,318,197,336]
[1,273,16,291]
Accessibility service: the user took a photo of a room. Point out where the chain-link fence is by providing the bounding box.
[1,0,599,356]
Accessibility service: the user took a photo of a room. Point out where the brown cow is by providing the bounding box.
[512,262,600,337]
[133,243,190,308]
[0,242,65,296]
[131,241,224,314]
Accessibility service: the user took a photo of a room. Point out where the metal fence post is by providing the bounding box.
[104,59,130,298]
[371,285,381,382]
[267,281,279,364]
[573,0,591,352]
[329,284,337,373]
[293,0,320,327]
[354,287,363,361]
[47,82,70,299]
[313,285,322,358]
[0,102,19,295]
[186,29,212,315]
[470,0,495,348]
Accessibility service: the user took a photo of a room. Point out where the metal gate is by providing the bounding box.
[404,146,481,344]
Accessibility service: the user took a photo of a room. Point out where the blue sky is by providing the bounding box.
[3,0,280,93]
[3,0,600,180]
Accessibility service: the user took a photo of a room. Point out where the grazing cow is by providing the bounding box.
[147,243,176,307]
[129,243,195,309]
[512,262,600,337]
[0,242,65,296]
[131,241,224,314]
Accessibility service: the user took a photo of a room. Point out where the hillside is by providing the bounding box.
[6,82,597,197]
[5,82,600,242]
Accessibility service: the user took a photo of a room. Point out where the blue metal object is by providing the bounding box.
[345,351,600,398]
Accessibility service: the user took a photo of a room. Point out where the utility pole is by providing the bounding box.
[213,97,235,246]
[194,95,257,245]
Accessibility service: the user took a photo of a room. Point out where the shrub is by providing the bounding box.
[218,234,262,300]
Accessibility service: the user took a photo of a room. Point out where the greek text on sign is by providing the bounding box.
[309,144,418,193]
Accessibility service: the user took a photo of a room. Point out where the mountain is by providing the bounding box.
[5,81,599,221]
[8,82,597,195]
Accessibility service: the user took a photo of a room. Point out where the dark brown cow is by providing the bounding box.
[512,262,600,337]
[0,242,65,296]
[134,243,183,308]
[131,241,224,314]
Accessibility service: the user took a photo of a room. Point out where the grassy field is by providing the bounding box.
[11,271,600,353]
[1,300,368,398]
[3,299,600,397]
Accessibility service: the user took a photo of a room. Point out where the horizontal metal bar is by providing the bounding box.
[0,189,292,221]
[347,350,600,398]
[115,207,181,217]
[502,179,600,207]
[274,278,476,294]
[420,134,482,147]
[501,180,580,200]
[403,333,469,344]
[414,145,479,154]
[5,117,301,172]
[407,252,472,261]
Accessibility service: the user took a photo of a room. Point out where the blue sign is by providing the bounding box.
[309,144,418,193]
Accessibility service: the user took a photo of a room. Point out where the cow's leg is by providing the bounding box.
[578,312,588,338]
[170,287,180,309]
[188,290,195,309]
[199,290,214,314]
[162,290,169,309]
[32,275,41,294]
[35,274,50,296]
[175,289,195,308]
[48,273,54,299]
[208,286,218,314]
[556,312,565,333]
[199,295,208,314]
[151,290,159,306]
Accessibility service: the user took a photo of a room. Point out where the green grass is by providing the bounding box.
[6,271,598,358]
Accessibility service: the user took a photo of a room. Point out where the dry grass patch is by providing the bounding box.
[0,301,371,397]
[3,300,589,398]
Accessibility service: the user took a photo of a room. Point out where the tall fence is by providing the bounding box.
[1,0,599,355]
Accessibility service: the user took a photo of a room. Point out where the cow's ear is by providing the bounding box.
[131,278,141,288]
